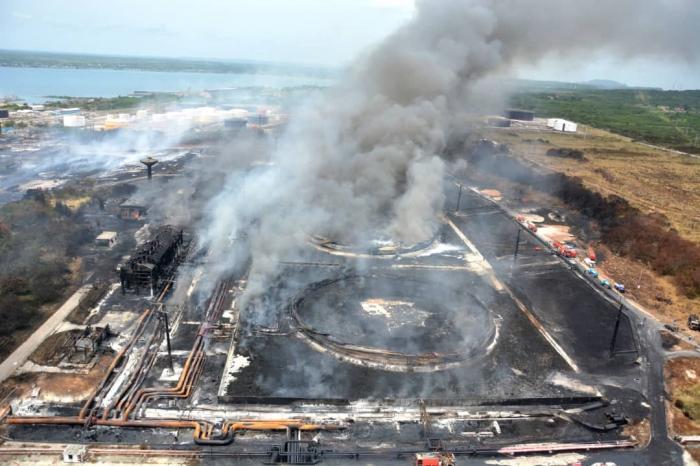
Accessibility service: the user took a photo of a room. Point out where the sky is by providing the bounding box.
[1,0,699,89]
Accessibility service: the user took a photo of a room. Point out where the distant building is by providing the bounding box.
[487,117,511,127]
[505,109,535,121]
[0,110,9,119]
[55,107,81,115]
[119,197,148,220]
[225,118,247,130]
[547,118,578,133]
[248,114,269,126]
[63,115,86,127]
[95,231,118,247]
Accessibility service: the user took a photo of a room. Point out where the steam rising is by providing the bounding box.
[200,0,700,298]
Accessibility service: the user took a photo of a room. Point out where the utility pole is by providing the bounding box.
[419,399,431,439]
[159,308,174,375]
[513,229,522,261]
[513,229,522,263]
[610,303,624,356]
[455,185,463,212]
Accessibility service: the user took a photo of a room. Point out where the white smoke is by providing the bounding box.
[200,0,700,300]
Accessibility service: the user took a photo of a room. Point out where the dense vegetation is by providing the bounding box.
[0,49,335,79]
[44,93,181,111]
[0,189,93,340]
[470,146,700,298]
[676,383,700,421]
[510,89,700,153]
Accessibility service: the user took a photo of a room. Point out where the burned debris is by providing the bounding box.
[119,226,189,296]
[545,148,587,161]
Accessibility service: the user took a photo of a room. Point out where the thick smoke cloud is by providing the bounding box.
[200,0,700,299]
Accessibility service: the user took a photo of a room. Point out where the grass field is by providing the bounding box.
[510,89,700,154]
[478,126,700,245]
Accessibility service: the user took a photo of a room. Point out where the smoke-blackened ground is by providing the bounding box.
[293,273,494,355]
[221,224,579,403]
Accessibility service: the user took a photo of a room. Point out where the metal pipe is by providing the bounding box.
[80,307,155,419]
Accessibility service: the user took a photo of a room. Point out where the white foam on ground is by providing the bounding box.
[159,363,183,382]
[485,453,585,466]
[548,372,600,395]
[220,354,251,390]
[416,242,462,257]
[360,299,430,329]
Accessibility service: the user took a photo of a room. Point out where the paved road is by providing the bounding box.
[0,286,90,382]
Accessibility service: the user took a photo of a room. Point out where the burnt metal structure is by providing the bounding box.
[119,226,186,296]
[264,441,322,464]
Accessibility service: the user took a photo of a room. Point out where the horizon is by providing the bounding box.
[1,47,697,92]
[2,0,700,90]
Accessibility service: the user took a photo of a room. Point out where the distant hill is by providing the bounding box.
[0,49,337,79]
[583,79,628,89]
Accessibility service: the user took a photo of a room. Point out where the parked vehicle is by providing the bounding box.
[688,314,700,331]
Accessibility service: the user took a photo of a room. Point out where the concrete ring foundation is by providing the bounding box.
[290,274,498,372]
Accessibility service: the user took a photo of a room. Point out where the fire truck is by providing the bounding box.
[552,240,577,258]
[414,452,455,466]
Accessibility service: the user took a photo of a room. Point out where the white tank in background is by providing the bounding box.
[547,118,578,132]
[63,114,86,127]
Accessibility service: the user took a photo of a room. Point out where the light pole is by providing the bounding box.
[610,302,624,356]
[513,229,522,263]
[158,308,174,375]
[455,185,463,212]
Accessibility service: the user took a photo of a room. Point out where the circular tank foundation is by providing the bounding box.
[290,274,498,372]
[308,232,439,259]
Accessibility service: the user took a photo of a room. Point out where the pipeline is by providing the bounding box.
[3,279,287,446]
[127,350,205,419]
[95,283,172,420]
[102,317,163,419]
[5,415,338,445]
[78,306,156,420]
[119,278,233,420]
[121,330,205,419]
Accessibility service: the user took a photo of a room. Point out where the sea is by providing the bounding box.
[0,66,332,103]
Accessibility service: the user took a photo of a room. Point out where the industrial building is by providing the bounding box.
[54,107,81,115]
[505,109,535,121]
[119,197,148,220]
[95,231,118,248]
[547,118,578,132]
[63,114,86,127]
[119,225,186,295]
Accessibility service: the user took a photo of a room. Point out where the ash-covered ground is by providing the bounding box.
[218,189,635,405]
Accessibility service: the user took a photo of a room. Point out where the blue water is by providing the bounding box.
[0,66,331,103]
